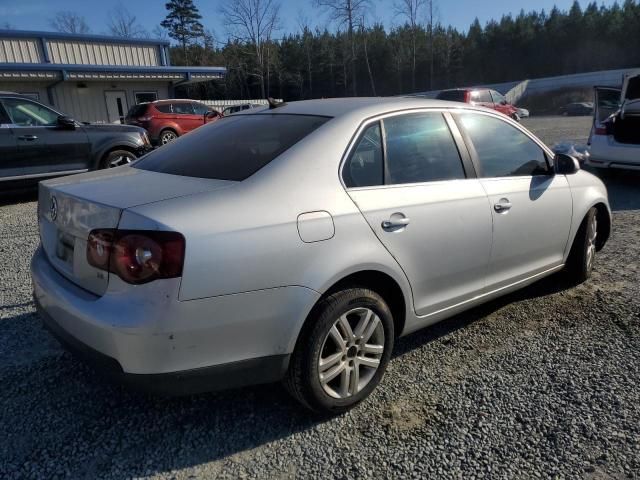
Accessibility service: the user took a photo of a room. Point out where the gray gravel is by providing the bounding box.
[1,116,639,479]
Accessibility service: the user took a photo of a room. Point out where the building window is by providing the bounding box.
[135,91,158,104]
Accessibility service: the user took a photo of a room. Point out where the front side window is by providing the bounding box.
[343,122,383,188]
[192,103,210,115]
[384,113,466,185]
[1,98,59,126]
[135,114,330,181]
[491,90,506,104]
[457,112,549,177]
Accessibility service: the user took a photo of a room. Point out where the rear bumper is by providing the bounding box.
[37,296,289,395]
[31,246,319,392]
[587,137,640,169]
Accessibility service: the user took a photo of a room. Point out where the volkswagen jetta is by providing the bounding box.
[31,98,611,413]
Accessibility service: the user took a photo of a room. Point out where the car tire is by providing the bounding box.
[159,129,178,145]
[284,288,395,414]
[566,207,598,284]
[100,149,137,169]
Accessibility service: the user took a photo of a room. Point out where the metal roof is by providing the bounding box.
[0,29,170,47]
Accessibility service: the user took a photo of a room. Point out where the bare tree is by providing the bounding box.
[426,0,437,90]
[394,0,424,91]
[107,4,148,38]
[358,18,376,95]
[314,0,371,96]
[297,15,314,98]
[49,11,91,34]
[220,0,281,99]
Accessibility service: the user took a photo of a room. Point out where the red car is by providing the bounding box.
[126,99,221,145]
[436,88,521,121]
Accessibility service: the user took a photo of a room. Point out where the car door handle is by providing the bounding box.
[17,135,38,141]
[382,217,411,230]
[494,199,512,212]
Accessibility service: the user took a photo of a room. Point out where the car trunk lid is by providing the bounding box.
[38,167,236,296]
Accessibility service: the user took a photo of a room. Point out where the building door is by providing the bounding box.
[104,91,128,124]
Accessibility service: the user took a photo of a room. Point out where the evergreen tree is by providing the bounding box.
[161,0,204,63]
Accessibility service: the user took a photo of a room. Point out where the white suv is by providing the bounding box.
[587,70,640,171]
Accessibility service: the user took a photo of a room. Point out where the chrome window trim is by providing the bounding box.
[339,106,524,191]
[0,96,63,127]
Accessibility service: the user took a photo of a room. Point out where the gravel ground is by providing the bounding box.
[1,116,639,479]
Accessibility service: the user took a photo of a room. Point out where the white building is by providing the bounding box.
[0,29,226,123]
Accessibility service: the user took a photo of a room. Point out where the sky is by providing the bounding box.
[0,0,620,42]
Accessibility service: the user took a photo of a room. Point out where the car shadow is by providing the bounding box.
[393,269,574,358]
[1,270,577,478]
[593,169,640,212]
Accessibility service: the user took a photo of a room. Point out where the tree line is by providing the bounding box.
[45,0,640,101]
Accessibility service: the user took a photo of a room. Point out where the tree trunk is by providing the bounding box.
[363,32,376,96]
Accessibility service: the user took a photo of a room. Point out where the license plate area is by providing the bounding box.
[56,231,75,266]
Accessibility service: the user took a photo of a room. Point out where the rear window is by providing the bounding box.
[135,114,330,181]
[437,90,466,102]
[127,104,148,117]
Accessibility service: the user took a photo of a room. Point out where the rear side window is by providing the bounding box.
[155,104,173,114]
[127,104,148,117]
[437,90,466,102]
[470,90,493,103]
[343,122,383,188]
[457,112,549,177]
[173,103,195,114]
[135,114,330,181]
[384,113,466,185]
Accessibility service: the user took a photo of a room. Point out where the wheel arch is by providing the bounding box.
[565,200,611,260]
[306,269,410,342]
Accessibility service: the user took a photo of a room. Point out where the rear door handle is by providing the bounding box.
[494,199,512,213]
[18,135,38,141]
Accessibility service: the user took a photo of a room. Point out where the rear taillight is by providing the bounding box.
[87,229,185,285]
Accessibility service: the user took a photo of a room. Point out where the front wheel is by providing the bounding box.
[284,288,395,414]
[566,207,598,283]
[100,149,136,169]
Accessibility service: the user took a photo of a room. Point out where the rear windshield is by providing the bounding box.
[134,114,330,181]
[127,104,148,117]
[596,89,621,123]
[436,90,466,102]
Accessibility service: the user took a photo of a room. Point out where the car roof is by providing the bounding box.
[236,97,488,119]
[153,99,203,104]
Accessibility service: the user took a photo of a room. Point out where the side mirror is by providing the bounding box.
[554,153,580,175]
[57,115,76,129]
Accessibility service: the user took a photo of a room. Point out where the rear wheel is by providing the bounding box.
[284,288,394,414]
[100,149,136,169]
[159,129,178,145]
[566,207,598,283]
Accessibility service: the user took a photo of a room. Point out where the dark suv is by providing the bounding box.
[0,93,151,191]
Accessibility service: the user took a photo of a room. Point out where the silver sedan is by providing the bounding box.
[31,98,611,413]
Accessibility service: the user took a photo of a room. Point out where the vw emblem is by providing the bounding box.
[49,196,58,221]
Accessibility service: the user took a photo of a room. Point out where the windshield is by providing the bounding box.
[135,113,330,181]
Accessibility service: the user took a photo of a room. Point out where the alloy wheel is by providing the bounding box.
[586,214,598,271]
[318,307,385,399]
[161,131,177,144]
[108,153,135,168]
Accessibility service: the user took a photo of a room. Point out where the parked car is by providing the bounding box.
[558,102,594,116]
[436,88,521,120]
[587,70,640,171]
[32,98,611,414]
[125,99,221,145]
[0,92,151,192]
[221,103,263,116]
